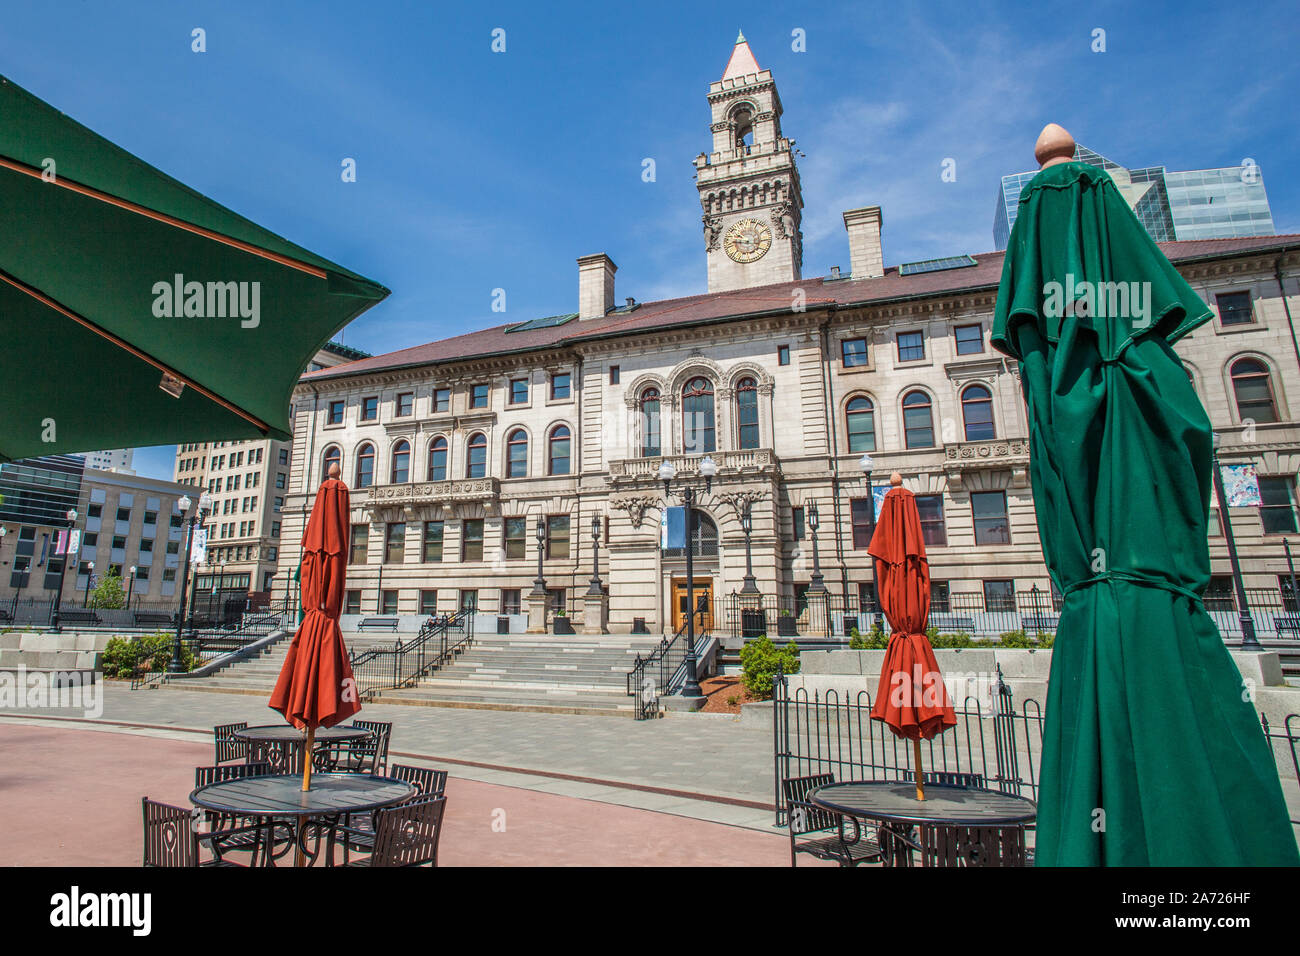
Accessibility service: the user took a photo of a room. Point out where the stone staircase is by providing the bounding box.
[174,632,664,717]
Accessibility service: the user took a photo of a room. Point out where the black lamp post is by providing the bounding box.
[858,453,880,628]
[1210,433,1261,651]
[587,515,603,597]
[740,499,758,594]
[49,508,78,632]
[127,565,137,610]
[658,455,717,699]
[807,499,826,593]
[82,562,96,607]
[532,516,547,597]
[170,492,212,673]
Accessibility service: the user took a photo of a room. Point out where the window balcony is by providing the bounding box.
[608,448,779,487]
[942,438,1029,491]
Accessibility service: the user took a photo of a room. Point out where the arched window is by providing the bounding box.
[354,443,375,488]
[640,388,661,457]
[390,440,410,483]
[1231,358,1278,423]
[682,377,716,454]
[506,429,528,478]
[549,425,571,476]
[902,391,935,449]
[846,397,875,453]
[961,385,995,441]
[321,445,341,479]
[736,377,760,450]
[428,436,448,481]
[466,433,487,479]
[666,509,719,558]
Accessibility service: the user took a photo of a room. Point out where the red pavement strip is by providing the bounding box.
[0,723,802,867]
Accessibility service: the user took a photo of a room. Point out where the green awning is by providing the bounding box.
[992,160,1298,866]
[0,75,388,461]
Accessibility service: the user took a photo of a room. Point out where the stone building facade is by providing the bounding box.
[273,38,1300,636]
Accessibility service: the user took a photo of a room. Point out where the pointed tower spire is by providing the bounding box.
[722,31,761,80]
[736,29,746,43]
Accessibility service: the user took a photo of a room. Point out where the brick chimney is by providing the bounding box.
[842,207,884,279]
[577,253,617,319]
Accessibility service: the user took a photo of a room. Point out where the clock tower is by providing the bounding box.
[696,32,804,293]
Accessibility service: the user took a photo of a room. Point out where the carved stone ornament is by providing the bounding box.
[611,495,660,529]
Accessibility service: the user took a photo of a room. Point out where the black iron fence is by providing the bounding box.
[773,670,1300,840]
[731,585,1300,645]
[0,597,184,630]
[348,611,474,701]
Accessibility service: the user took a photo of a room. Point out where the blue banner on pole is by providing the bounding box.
[872,484,888,519]
[662,506,687,550]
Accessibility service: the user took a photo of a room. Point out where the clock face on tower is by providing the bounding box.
[723,217,773,263]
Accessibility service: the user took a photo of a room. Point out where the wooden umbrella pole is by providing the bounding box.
[301,726,315,791]
[914,738,925,801]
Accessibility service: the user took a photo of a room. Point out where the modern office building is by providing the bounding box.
[171,342,369,604]
[82,448,135,473]
[994,143,1275,250]
[0,455,195,610]
[272,37,1300,635]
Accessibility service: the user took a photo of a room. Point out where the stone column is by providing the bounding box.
[527,592,548,634]
[804,589,830,638]
[582,592,608,634]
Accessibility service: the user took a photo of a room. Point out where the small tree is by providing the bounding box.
[90,568,127,609]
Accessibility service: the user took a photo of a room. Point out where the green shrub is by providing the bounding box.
[739,636,800,699]
[101,632,197,678]
[89,569,128,609]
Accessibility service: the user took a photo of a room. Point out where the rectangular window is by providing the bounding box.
[501,589,522,615]
[328,400,345,425]
[350,524,368,564]
[116,507,131,522]
[361,396,379,421]
[841,338,869,368]
[381,590,398,614]
[504,517,528,560]
[551,372,571,400]
[461,519,484,561]
[396,392,414,417]
[434,388,451,412]
[112,535,126,550]
[609,365,620,385]
[857,581,877,613]
[460,590,479,613]
[420,590,439,616]
[1216,291,1254,326]
[954,324,983,355]
[897,331,925,362]
[915,494,947,546]
[972,491,1010,545]
[778,344,791,366]
[1204,576,1236,611]
[509,378,529,404]
[279,449,289,465]
[273,497,283,512]
[423,520,444,563]
[139,538,153,553]
[144,511,157,526]
[930,581,951,613]
[546,515,570,559]
[547,588,567,615]
[1259,476,1298,534]
[792,506,805,541]
[850,499,875,549]
[385,522,406,564]
[983,579,1015,613]
[470,384,489,408]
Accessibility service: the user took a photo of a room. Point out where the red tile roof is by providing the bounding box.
[304,234,1300,382]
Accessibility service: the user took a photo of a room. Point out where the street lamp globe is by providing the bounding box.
[129,564,136,577]
[198,491,214,513]
[178,495,192,513]
[535,516,546,542]
[859,454,874,475]
[808,500,820,532]
[65,508,78,523]
[699,456,718,479]
[591,514,601,540]
[657,460,676,483]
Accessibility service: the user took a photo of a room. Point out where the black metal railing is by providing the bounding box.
[348,611,474,701]
[1260,712,1300,836]
[1,597,184,630]
[182,610,289,665]
[625,610,712,720]
[772,666,1044,826]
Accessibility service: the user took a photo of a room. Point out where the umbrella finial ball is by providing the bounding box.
[1035,123,1076,169]
[328,462,341,479]
[890,472,903,486]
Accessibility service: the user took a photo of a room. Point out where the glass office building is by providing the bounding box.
[994,144,1274,250]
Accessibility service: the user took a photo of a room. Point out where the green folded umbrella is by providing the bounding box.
[0,75,388,461]
[993,159,1298,865]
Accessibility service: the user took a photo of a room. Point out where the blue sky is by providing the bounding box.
[4,0,1297,479]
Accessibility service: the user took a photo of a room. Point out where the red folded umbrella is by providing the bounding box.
[268,465,360,790]
[868,478,956,799]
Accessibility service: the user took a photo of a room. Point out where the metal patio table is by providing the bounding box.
[190,772,415,867]
[808,780,1037,867]
[235,723,371,774]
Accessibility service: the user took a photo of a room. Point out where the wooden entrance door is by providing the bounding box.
[671,578,714,633]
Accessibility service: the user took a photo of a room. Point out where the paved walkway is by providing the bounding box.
[0,683,780,831]
[0,723,802,866]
